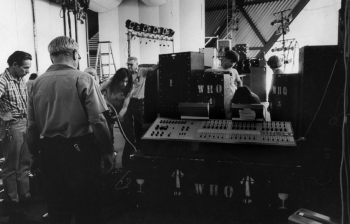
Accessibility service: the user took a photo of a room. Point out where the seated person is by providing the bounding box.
[232,86,261,104]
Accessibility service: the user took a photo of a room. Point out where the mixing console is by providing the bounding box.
[142,118,296,146]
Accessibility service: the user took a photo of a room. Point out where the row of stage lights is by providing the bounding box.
[126,20,175,42]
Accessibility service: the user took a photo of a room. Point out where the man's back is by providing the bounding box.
[30,64,106,138]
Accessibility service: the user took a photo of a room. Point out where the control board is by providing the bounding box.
[142,118,296,146]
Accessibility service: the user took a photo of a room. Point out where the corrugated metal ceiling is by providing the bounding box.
[206,0,304,58]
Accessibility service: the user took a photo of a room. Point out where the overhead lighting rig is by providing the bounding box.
[271,9,292,35]
[49,0,89,24]
[125,19,175,44]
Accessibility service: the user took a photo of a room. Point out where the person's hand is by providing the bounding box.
[106,152,117,173]
[267,103,272,112]
[118,115,124,122]
[111,114,124,122]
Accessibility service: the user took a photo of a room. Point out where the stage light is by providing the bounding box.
[133,23,141,32]
[125,20,135,29]
[140,23,149,33]
[271,20,281,26]
[158,27,164,35]
[147,26,154,33]
[153,26,159,34]
[168,29,175,37]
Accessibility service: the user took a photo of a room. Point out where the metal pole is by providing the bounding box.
[63,5,66,36]
[74,0,78,43]
[31,0,39,72]
[74,0,79,69]
[67,10,72,38]
[127,32,131,58]
[172,39,174,53]
[85,13,90,67]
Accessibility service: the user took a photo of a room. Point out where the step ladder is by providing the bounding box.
[95,41,116,82]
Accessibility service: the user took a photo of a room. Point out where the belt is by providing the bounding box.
[13,114,26,118]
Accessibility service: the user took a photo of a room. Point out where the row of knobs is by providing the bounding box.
[160,120,188,124]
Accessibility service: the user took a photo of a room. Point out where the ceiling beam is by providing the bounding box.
[258,0,310,58]
[206,5,226,13]
[206,0,282,12]
[205,18,228,47]
[238,6,267,45]
[238,0,282,6]
[249,47,263,50]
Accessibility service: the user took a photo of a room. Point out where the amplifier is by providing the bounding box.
[158,52,204,119]
[268,73,302,137]
[192,73,231,119]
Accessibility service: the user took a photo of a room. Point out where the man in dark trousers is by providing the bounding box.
[126,57,158,160]
[27,36,115,224]
[0,51,32,217]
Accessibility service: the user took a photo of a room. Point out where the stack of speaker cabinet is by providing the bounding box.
[158,52,204,119]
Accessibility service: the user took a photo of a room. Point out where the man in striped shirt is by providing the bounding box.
[0,51,32,217]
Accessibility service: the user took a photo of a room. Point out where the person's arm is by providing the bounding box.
[100,79,110,93]
[140,63,159,78]
[89,113,114,154]
[205,68,226,73]
[149,63,159,72]
[232,69,243,87]
[27,86,41,156]
[81,76,115,169]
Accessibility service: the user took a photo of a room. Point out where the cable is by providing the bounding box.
[114,169,132,190]
[106,101,138,153]
[302,59,338,139]
[340,1,350,222]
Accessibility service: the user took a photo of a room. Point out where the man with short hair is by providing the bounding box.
[27,36,115,224]
[126,57,158,157]
[0,51,32,217]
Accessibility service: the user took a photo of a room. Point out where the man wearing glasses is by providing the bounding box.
[205,50,243,119]
[126,57,159,154]
[27,36,115,224]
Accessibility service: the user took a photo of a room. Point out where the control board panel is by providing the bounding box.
[142,118,296,146]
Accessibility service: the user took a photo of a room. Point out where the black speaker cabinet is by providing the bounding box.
[192,73,230,119]
[299,45,344,176]
[141,64,158,124]
[269,73,302,137]
[250,67,267,102]
[158,52,204,119]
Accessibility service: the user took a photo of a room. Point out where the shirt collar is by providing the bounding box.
[4,68,22,83]
[46,63,78,72]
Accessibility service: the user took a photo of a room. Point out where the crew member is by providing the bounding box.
[205,50,243,119]
[126,57,159,150]
[100,68,135,169]
[0,51,32,217]
[27,36,115,224]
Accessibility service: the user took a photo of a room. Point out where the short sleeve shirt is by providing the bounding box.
[0,69,28,116]
[27,64,108,138]
[131,67,150,99]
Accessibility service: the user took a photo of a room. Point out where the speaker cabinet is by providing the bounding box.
[158,52,204,119]
[192,74,230,119]
[250,67,267,102]
[298,45,344,177]
[269,73,302,137]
